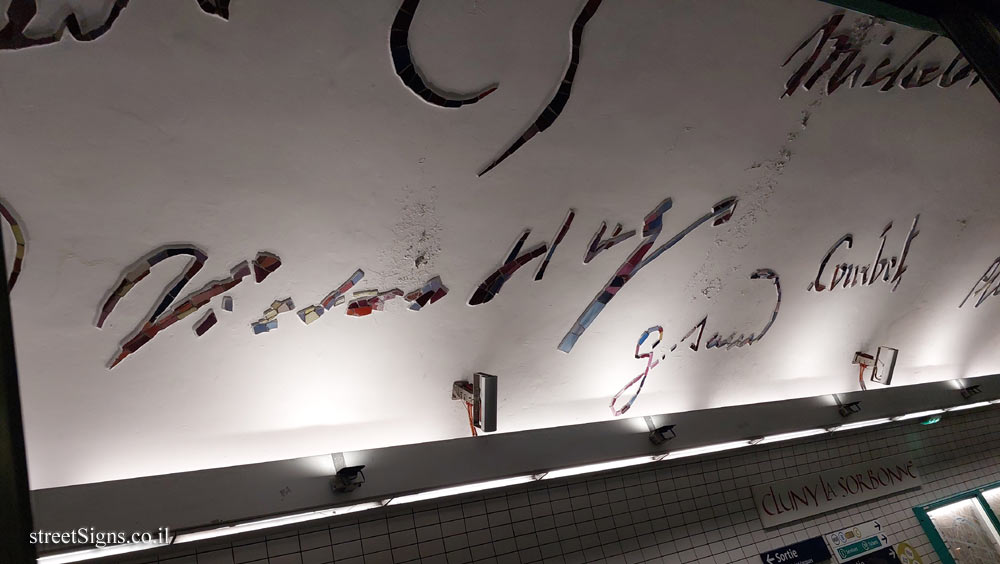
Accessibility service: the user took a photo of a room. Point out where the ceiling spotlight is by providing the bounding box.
[961,385,982,399]
[331,465,366,493]
[838,401,862,418]
[648,424,676,445]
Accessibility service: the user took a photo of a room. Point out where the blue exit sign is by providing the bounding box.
[759,537,832,564]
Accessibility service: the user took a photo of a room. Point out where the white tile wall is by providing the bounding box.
[117,407,1000,564]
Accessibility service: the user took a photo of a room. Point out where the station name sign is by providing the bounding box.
[751,455,922,528]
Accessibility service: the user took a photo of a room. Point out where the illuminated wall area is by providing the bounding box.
[2,0,1000,493]
[96,388,1000,564]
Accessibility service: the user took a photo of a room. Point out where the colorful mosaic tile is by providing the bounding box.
[252,318,279,334]
[610,326,662,416]
[296,269,365,324]
[109,259,254,368]
[252,252,282,283]
[321,269,365,310]
[296,305,324,325]
[274,298,294,313]
[193,309,217,337]
[405,276,449,311]
[251,297,295,334]
[346,289,404,317]
[584,222,636,264]
[534,210,575,281]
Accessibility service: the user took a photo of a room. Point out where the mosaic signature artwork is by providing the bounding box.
[469,230,549,306]
[673,269,782,352]
[0,198,26,291]
[584,221,636,264]
[960,256,1000,308]
[251,298,295,334]
[78,196,932,370]
[559,196,738,353]
[405,276,449,311]
[389,0,498,108]
[0,0,229,52]
[97,246,209,330]
[96,251,455,365]
[296,269,366,325]
[806,216,920,292]
[610,326,662,416]
[89,197,750,367]
[346,289,404,317]
[38,178,948,373]
[782,13,980,98]
[609,269,782,415]
[535,210,575,281]
[99,252,262,368]
[477,0,604,176]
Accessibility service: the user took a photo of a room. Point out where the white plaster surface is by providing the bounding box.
[1,0,999,488]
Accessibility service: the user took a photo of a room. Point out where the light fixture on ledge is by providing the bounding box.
[331,466,366,493]
[40,398,1000,564]
[838,401,862,418]
[961,385,982,399]
[648,424,677,446]
[329,452,366,493]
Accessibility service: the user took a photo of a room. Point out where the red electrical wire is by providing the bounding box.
[466,402,478,437]
[858,363,867,391]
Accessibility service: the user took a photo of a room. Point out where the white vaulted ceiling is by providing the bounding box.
[2,0,999,489]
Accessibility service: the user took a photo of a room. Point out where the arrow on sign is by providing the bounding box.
[881,535,888,544]
[767,556,774,564]
[874,521,882,531]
